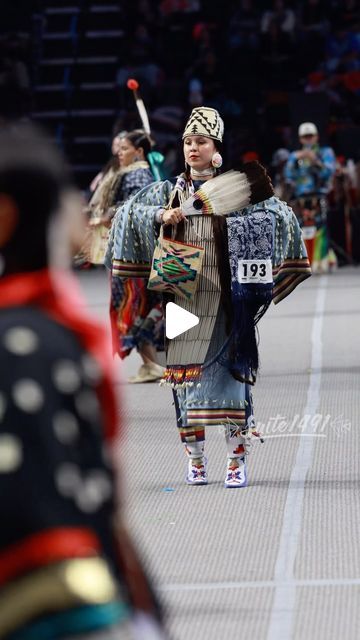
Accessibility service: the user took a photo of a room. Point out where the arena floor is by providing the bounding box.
[77,265,360,640]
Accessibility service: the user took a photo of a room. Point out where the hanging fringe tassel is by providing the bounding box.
[220,282,273,385]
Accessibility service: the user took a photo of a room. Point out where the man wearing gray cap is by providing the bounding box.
[284,122,336,272]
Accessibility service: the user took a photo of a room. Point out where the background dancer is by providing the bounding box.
[285,121,337,273]
[105,130,165,383]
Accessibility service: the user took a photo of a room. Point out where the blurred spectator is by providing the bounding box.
[260,1,297,83]
[187,49,222,103]
[228,0,260,53]
[192,21,213,55]
[304,71,345,117]
[327,154,359,264]
[261,0,297,39]
[299,0,328,35]
[116,39,165,109]
[285,121,336,198]
[285,121,337,272]
[324,25,360,73]
[342,70,360,95]
[187,77,203,106]
[304,70,327,93]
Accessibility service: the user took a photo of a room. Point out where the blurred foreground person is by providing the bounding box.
[0,125,165,640]
[285,121,337,273]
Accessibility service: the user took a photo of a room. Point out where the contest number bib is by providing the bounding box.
[237,259,273,284]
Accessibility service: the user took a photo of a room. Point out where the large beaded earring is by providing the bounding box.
[211,152,223,169]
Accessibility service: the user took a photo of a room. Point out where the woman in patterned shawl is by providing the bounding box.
[106,107,311,488]
[87,130,165,383]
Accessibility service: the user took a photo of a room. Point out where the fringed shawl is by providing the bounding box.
[105,181,311,384]
[225,205,274,384]
[97,160,150,214]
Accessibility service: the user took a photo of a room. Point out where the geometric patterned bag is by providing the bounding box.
[147,226,205,300]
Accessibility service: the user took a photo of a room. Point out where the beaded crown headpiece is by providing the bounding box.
[182,107,224,142]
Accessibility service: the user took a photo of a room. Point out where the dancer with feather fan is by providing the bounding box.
[105,106,311,488]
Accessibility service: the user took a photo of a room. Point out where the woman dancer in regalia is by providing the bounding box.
[106,107,311,487]
[86,129,165,383]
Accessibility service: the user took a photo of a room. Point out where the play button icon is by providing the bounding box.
[165,302,199,339]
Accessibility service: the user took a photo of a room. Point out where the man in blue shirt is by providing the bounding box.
[285,122,337,272]
[285,122,336,197]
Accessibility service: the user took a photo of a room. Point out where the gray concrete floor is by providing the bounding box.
[77,266,360,640]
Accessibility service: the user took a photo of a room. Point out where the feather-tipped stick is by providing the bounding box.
[127,78,151,135]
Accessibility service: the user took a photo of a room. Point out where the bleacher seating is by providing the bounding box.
[32,1,125,188]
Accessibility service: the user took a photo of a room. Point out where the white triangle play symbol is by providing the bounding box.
[165,302,199,339]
